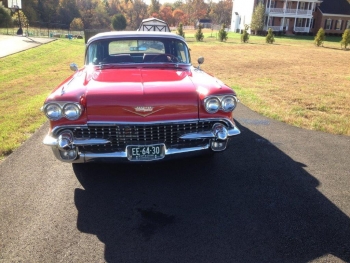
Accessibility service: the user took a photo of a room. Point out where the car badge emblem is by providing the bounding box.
[135,106,153,112]
[123,106,164,117]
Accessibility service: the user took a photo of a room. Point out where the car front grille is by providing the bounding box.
[67,121,219,153]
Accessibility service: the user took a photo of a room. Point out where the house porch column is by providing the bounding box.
[296,1,299,14]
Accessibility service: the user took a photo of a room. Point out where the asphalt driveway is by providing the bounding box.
[0,103,349,262]
[0,35,55,58]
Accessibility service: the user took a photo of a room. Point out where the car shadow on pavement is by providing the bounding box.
[73,122,350,263]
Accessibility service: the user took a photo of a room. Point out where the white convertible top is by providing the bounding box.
[87,31,185,45]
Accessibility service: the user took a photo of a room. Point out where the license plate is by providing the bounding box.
[127,144,165,161]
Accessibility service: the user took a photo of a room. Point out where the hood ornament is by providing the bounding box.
[123,106,164,117]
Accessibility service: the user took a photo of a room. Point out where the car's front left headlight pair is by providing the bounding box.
[204,95,238,113]
[42,102,83,121]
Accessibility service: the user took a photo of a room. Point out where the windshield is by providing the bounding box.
[86,38,191,65]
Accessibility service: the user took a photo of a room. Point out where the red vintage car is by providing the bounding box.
[42,31,240,162]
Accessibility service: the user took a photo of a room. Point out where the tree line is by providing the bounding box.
[0,0,232,31]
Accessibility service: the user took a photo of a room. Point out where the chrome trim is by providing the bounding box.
[83,151,127,159]
[50,142,211,163]
[204,94,237,100]
[44,103,62,121]
[58,132,73,151]
[48,118,237,136]
[61,77,75,95]
[228,127,241,136]
[70,63,78,72]
[43,134,60,146]
[50,124,88,136]
[135,106,154,112]
[165,144,210,155]
[43,101,82,109]
[180,131,215,140]
[45,117,240,163]
[42,102,83,121]
[204,97,220,113]
[80,143,209,163]
[62,103,83,120]
[86,118,236,127]
[211,140,228,151]
[180,125,240,140]
[201,118,236,128]
[86,119,200,127]
[221,96,238,112]
[203,95,238,113]
[74,139,111,146]
[213,124,228,141]
[123,107,165,117]
[43,135,110,147]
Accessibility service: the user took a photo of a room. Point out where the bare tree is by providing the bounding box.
[209,0,232,25]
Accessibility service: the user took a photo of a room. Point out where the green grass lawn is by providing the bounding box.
[0,38,85,158]
[188,31,349,136]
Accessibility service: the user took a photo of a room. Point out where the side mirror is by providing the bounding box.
[197,57,204,69]
[70,63,78,72]
[198,57,204,65]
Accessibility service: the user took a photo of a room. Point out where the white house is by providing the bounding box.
[231,0,323,34]
[231,0,256,33]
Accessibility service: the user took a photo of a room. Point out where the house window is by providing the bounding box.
[325,19,332,30]
[347,20,350,29]
[297,18,303,27]
[270,1,275,8]
[336,20,342,30]
[287,2,292,9]
[299,2,305,10]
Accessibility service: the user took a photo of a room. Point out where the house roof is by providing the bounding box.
[319,0,350,15]
[137,18,171,32]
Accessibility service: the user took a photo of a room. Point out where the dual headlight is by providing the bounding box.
[42,102,83,121]
[204,95,238,113]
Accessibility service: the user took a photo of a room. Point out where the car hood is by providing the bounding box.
[84,68,199,122]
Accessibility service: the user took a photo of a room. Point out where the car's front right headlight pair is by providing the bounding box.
[204,95,238,113]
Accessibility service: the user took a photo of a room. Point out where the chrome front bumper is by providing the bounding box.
[43,119,240,163]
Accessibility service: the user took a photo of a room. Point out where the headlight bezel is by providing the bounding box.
[204,97,221,114]
[44,103,62,121]
[62,103,82,120]
[42,102,83,121]
[221,95,238,112]
[203,95,238,114]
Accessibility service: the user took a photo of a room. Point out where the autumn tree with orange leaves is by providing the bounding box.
[159,5,174,26]
[19,0,236,30]
[183,0,207,26]
[173,9,185,26]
